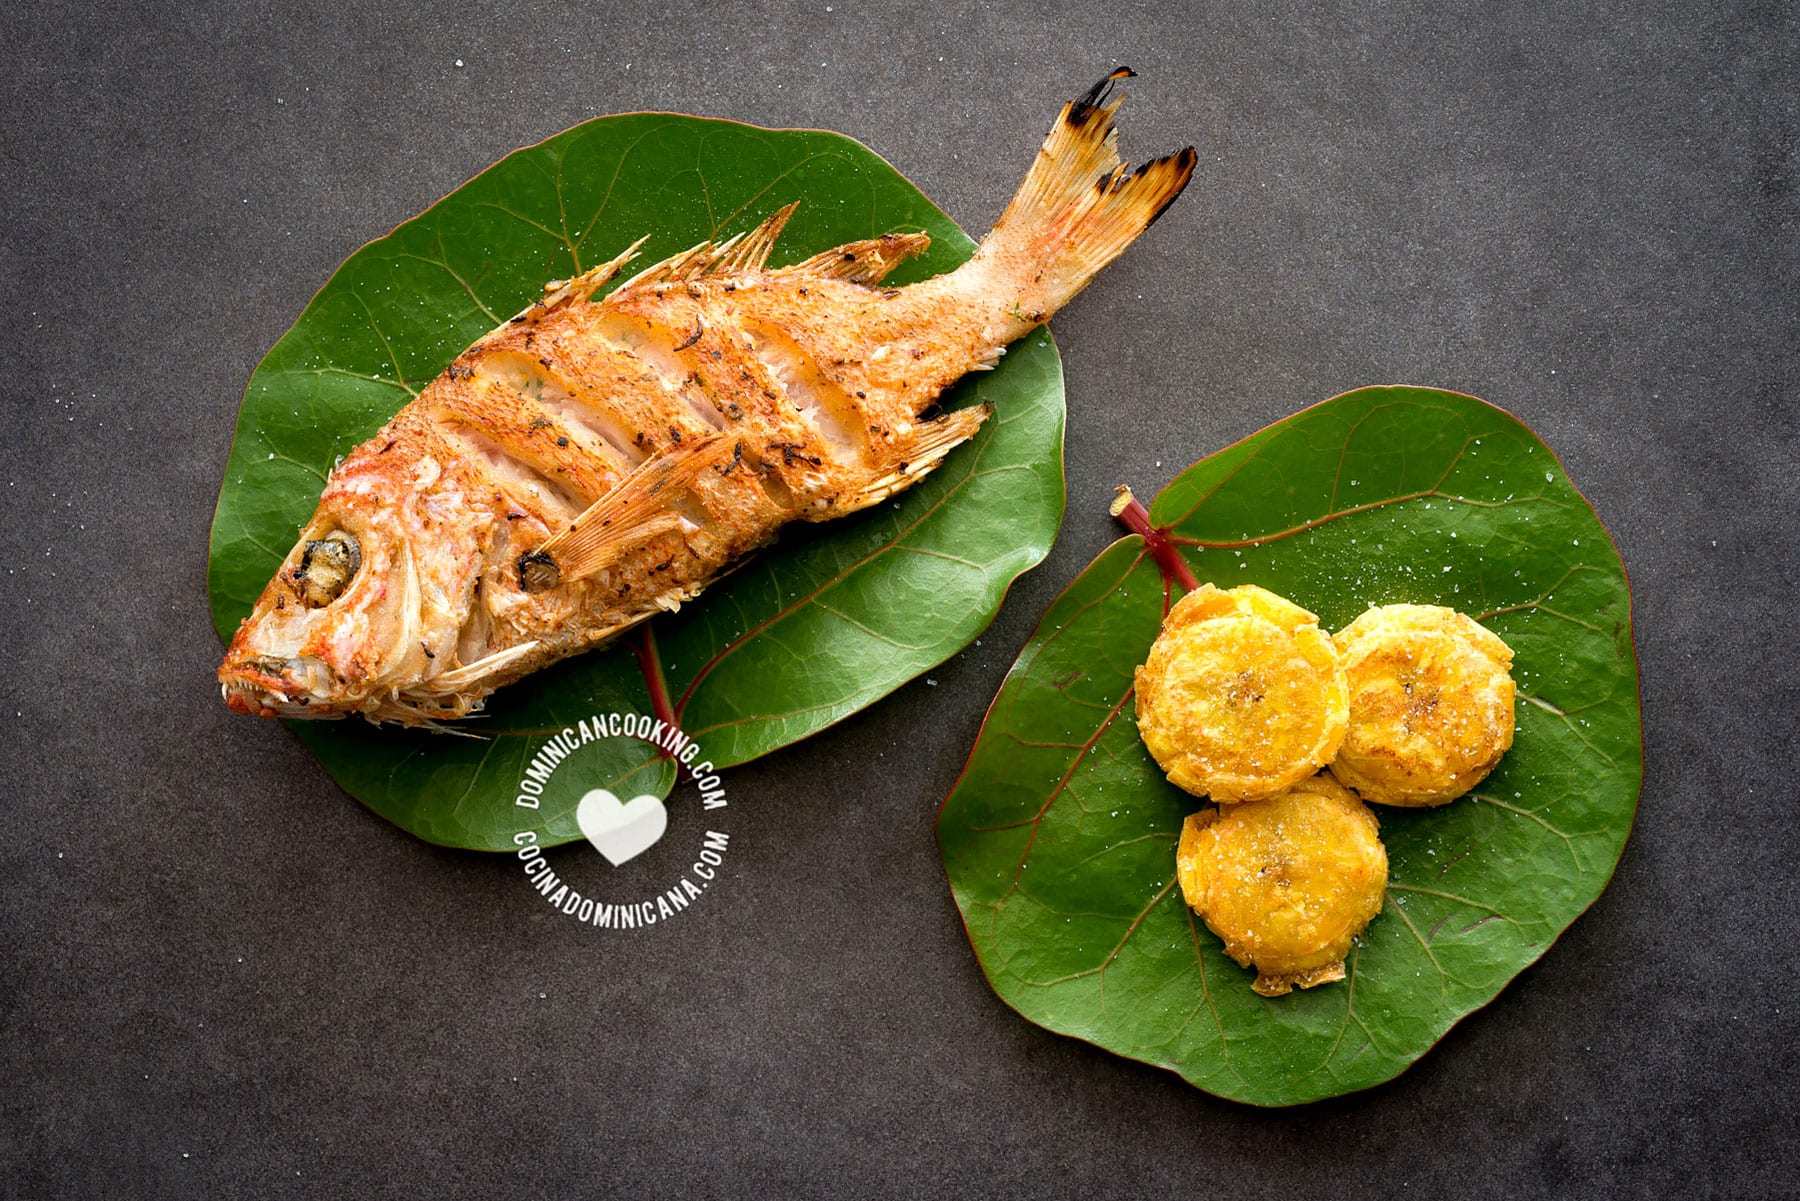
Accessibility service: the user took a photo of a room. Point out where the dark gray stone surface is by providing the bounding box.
[3,1,1795,1196]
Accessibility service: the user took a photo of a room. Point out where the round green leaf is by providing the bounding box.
[207,114,1065,850]
[936,386,1641,1106]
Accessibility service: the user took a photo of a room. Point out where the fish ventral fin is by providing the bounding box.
[976,66,1197,319]
[611,202,801,296]
[835,404,993,516]
[778,231,932,286]
[415,641,543,695]
[522,435,741,590]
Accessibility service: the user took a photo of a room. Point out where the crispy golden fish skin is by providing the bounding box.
[1328,603,1516,807]
[1134,583,1349,802]
[1175,774,1387,997]
[218,70,1197,726]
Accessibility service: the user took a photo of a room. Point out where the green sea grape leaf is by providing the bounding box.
[207,114,1065,850]
[936,386,1641,1106]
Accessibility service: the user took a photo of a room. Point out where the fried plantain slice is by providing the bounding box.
[1328,603,1516,807]
[1134,583,1349,802]
[1175,774,1388,997]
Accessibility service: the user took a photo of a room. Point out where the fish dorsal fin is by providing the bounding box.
[540,236,652,307]
[463,238,651,358]
[778,231,931,285]
[721,201,800,273]
[611,202,800,295]
[520,435,741,590]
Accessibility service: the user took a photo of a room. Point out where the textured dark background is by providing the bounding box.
[3,0,1795,1196]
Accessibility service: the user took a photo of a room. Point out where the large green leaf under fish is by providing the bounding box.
[936,386,1641,1106]
[208,113,1065,850]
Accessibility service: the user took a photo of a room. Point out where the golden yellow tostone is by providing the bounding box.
[1135,583,1349,802]
[1175,774,1388,996]
[1329,604,1516,807]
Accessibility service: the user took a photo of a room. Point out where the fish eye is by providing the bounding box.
[295,531,362,607]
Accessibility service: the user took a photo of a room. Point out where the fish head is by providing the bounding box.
[218,442,491,721]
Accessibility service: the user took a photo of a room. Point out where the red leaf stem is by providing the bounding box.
[1110,486,1198,591]
[630,623,695,782]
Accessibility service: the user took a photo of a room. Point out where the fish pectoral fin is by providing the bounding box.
[779,231,931,286]
[529,435,740,587]
[834,404,993,516]
[612,202,800,295]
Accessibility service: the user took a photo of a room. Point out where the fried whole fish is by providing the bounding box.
[220,70,1195,725]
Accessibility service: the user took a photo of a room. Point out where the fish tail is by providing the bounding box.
[974,68,1196,319]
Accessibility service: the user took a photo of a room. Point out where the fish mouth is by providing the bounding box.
[218,656,347,719]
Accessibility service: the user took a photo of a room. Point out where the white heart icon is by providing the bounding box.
[574,788,668,866]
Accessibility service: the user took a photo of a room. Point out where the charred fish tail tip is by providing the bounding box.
[1140,146,1200,228]
[1072,66,1137,122]
[980,68,1196,318]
